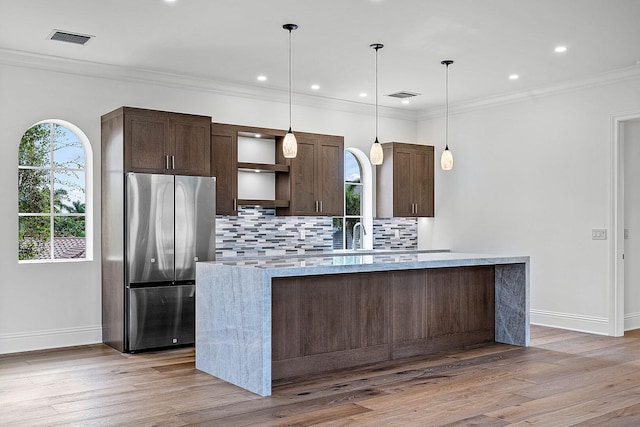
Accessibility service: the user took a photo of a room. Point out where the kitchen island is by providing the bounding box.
[196,251,529,396]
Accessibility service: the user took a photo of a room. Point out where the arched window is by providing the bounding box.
[333,148,373,250]
[18,120,92,262]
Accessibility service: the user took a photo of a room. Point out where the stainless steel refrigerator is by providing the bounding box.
[124,172,216,352]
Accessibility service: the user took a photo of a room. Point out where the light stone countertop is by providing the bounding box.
[201,250,530,277]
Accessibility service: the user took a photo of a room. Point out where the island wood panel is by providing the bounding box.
[271,278,301,361]
[272,273,389,379]
[427,266,495,349]
[272,266,496,380]
[390,269,428,342]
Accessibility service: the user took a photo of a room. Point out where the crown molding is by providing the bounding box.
[0,47,416,122]
[418,64,640,121]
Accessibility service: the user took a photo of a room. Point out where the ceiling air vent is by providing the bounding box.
[48,30,94,45]
[386,91,421,99]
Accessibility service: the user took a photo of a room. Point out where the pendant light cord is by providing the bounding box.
[288,28,292,131]
[445,62,449,150]
[375,46,378,142]
[370,44,383,142]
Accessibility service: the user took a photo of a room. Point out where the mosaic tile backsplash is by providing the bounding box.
[216,207,418,258]
[373,218,419,250]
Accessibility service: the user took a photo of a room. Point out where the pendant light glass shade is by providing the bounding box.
[370,43,384,165]
[283,24,298,159]
[370,138,383,165]
[441,60,454,170]
[283,129,297,158]
[441,147,453,170]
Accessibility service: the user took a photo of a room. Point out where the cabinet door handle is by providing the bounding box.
[172,155,175,170]
[233,198,237,211]
[165,155,170,170]
[320,201,323,212]
[415,203,418,214]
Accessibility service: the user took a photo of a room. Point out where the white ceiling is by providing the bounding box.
[1,0,639,111]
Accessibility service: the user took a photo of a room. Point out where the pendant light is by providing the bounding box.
[282,24,298,158]
[441,60,454,170]
[370,43,384,165]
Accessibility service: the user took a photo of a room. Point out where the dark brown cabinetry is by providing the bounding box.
[104,107,211,176]
[210,123,238,215]
[376,142,434,217]
[276,133,344,216]
[209,123,343,217]
[271,266,495,380]
[210,123,290,215]
[101,107,212,352]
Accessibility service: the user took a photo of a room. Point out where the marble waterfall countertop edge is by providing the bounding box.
[198,251,530,277]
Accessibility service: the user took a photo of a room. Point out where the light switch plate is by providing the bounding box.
[592,229,607,240]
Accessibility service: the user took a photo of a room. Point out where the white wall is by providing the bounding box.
[0,59,416,353]
[419,75,640,334]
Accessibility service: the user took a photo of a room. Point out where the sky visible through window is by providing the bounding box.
[345,151,361,183]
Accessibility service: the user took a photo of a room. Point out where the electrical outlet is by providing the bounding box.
[592,229,607,240]
[625,229,630,240]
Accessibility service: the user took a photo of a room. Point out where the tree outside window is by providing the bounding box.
[333,151,364,249]
[18,122,87,261]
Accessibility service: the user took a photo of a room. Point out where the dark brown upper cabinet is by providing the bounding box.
[210,123,238,215]
[276,133,344,216]
[210,123,343,217]
[376,142,434,217]
[103,107,211,176]
[211,123,290,216]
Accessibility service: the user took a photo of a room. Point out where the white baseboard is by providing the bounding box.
[624,312,640,331]
[0,325,102,354]
[530,309,610,336]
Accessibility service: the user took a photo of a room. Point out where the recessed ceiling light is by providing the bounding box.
[509,74,519,80]
[254,134,262,138]
[257,75,267,81]
[164,0,177,3]
[311,84,320,90]
[402,100,410,104]
[359,92,367,98]
[555,46,567,53]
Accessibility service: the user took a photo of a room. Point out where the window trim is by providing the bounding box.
[18,119,93,263]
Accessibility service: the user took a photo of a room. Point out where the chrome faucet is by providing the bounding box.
[352,222,367,250]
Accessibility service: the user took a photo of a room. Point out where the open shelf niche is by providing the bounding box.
[236,132,289,208]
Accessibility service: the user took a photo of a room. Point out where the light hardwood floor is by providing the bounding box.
[3,325,640,426]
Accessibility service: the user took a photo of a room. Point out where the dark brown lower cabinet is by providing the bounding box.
[272,266,495,380]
